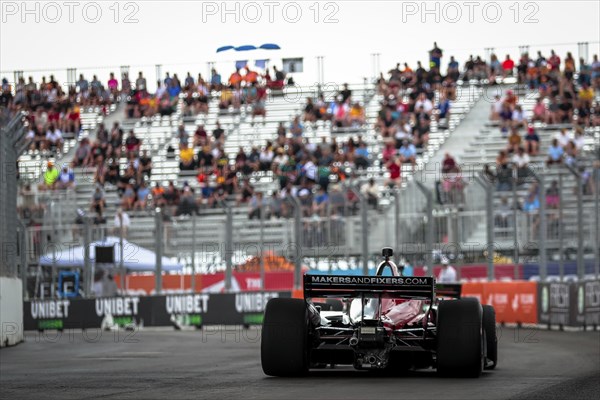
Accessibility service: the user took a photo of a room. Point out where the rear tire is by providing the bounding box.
[483,305,498,370]
[437,298,483,377]
[261,298,309,376]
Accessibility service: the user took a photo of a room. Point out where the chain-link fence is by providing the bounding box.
[20,165,600,299]
[1,112,28,282]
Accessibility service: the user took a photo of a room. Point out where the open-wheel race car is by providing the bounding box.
[261,247,497,377]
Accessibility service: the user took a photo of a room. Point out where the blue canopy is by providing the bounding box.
[235,45,257,51]
[216,45,235,53]
[259,43,281,50]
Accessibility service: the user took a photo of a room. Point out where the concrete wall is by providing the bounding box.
[0,277,23,347]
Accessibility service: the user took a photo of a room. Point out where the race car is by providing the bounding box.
[261,247,497,377]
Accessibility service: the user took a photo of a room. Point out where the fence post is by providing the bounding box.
[475,176,495,281]
[566,165,585,280]
[17,219,28,299]
[558,172,564,281]
[291,196,303,290]
[537,173,547,282]
[512,168,519,279]
[83,215,92,297]
[394,189,401,265]
[191,214,196,293]
[416,181,434,273]
[155,208,163,295]
[595,171,599,280]
[222,202,233,292]
[259,201,265,290]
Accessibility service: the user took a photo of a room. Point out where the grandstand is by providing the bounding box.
[4,47,599,291]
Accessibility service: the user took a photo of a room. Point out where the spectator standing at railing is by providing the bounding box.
[136,72,147,92]
[437,258,457,283]
[502,55,515,77]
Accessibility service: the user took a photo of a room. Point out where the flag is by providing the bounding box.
[255,59,268,69]
[235,60,248,70]
[282,57,303,73]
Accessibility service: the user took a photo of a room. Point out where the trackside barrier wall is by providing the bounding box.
[21,281,600,331]
[23,292,291,331]
[1,277,24,346]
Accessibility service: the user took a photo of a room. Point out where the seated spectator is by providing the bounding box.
[248,192,267,220]
[57,165,75,189]
[176,186,198,216]
[290,116,304,137]
[238,180,255,205]
[547,138,564,165]
[546,180,560,209]
[313,186,329,216]
[113,208,130,238]
[398,140,417,167]
[72,138,92,167]
[362,178,379,209]
[385,156,402,187]
[349,102,365,126]
[436,94,451,122]
[512,147,530,182]
[44,124,63,153]
[212,121,225,143]
[354,142,370,169]
[490,95,502,121]
[499,103,513,136]
[303,97,317,122]
[564,141,578,167]
[511,105,527,129]
[331,97,349,128]
[573,128,586,151]
[39,160,59,190]
[151,182,166,207]
[442,152,459,173]
[502,54,515,77]
[179,146,196,170]
[125,130,141,155]
[91,185,106,215]
[496,150,512,191]
[555,128,570,148]
[121,182,136,210]
[506,128,521,154]
[139,150,152,179]
[532,98,547,122]
[177,125,189,149]
[259,145,274,171]
[524,126,540,155]
[378,108,396,138]
[134,182,150,210]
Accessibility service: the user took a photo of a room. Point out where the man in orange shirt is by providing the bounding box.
[229,69,242,87]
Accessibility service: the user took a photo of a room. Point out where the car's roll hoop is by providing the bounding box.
[376,247,400,276]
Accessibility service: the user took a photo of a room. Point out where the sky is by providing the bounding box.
[1,0,599,90]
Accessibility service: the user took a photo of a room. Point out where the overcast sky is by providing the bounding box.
[1,0,599,88]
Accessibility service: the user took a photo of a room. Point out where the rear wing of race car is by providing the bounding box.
[304,275,435,300]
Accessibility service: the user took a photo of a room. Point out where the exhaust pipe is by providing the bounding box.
[349,336,359,346]
[367,355,377,364]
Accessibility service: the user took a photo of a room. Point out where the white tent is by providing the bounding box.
[39,236,182,271]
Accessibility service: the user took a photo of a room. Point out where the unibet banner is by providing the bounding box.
[23,292,291,331]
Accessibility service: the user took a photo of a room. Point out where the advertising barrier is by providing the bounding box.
[23,292,291,331]
[538,280,600,328]
[462,281,538,324]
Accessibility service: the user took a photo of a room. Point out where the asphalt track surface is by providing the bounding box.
[1,327,598,400]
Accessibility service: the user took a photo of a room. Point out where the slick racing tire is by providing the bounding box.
[437,298,484,377]
[483,305,498,370]
[261,298,309,376]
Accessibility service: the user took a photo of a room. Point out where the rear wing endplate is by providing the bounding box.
[304,275,435,299]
